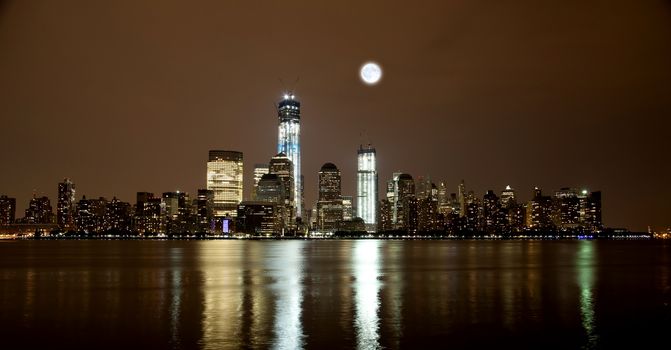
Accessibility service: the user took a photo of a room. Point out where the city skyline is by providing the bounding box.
[1,1,670,231]
[0,105,658,232]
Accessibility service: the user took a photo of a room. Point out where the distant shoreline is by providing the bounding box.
[2,234,653,241]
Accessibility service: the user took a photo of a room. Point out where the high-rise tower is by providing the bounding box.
[277,93,302,218]
[317,163,343,231]
[356,144,378,232]
[252,163,269,200]
[206,150,243,217]
[57,178,76,231]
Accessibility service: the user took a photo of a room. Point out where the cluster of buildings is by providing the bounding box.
[0,94,605,238]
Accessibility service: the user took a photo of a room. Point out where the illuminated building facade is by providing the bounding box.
[277,94,302,218]
[57,178,76,231]
[342,196,353,221]
[437,181,450,216]
[76,196,107,233]
[377,199,393,231]
[237,201,277,236]
[317,163,343,231]
[500,185,516,209]
[0,195,16,225]
[252,163,269,200]
[553,188,581,229]
[418,196,440,232]
[458,180,466,218]
[104,197,132,231]
[526,187,554,230]
[387,172,414,229]
[482,190,503,233]
[257,173,287,233]
[579,190,602,230]
[134,192,165,235]
[207,150,243,218]
[356,144,378,232]
[24,196,53,224]
[196,189,214,233]
[162,191,190,234]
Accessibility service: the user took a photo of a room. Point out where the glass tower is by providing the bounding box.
[357,144,378,232]
[277,94,302,218]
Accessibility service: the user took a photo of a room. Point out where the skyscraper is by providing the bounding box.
[437,181,450,215]
[553,188,581,229]
[458,180,466,218]
[196,189,214,233]
[387,172,414,229]
[0,195,16,225]
[268,153,295,232]
[356,144,378,232]
[500,185,516,209]
[252,163,269,200]
[318,163,341,201]
[206,150,243,218]
[134,192,164,235]
[526,187,553,230]
[341,196,353,221]
[317,163,343,231]
[57,178,76,231]
[75,196,107,233]
[277,94,302,218]
[104,197,132,232]
[24,196,53,224]
[579,190,602,231]
[482,190,502,233]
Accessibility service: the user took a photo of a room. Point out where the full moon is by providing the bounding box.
[360,62,382,85]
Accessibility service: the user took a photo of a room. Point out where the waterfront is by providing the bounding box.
[0,240,669,349]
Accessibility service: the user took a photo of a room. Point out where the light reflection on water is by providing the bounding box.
[268,241,305,350]
[1,240,670,349]
[353,240,382,350]
[577,240,598,349]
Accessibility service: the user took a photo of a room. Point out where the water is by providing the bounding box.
[0,240,669,349]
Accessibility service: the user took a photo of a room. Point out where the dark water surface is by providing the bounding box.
[1,240,669,349]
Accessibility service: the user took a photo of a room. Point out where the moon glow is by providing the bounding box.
[360,62,382,85]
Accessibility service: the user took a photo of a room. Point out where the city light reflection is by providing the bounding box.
[268,241,305,349]
[353,240,382,350]
[577,240,598,348]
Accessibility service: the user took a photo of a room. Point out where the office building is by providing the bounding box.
[500,185,516,209]
[526,187,554,230]
[57,178,76,231]
[252,164,270,200]
[317,163,343,231]
[342,196,353,221]
[24,196,53,224]
[437,181,450,216]
[458,180,466,218]
[237,201,277,236]
[482,190,502,234]
[377,199,393,231]
[76,196,107,233]
[277,93,302,218]
[206,150,243,218]
[134,192,165,235]
[356,144,378,231]
[387,172,414,230]
[104,197,132,232]
[0,195,16,225]
[196,189,214,233]
[552,188,581,229]
[579,190,602,230]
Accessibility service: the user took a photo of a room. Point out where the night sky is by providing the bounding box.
[1,1,669,231]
